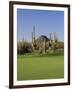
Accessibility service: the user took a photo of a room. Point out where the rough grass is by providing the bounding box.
[17,54,64,80]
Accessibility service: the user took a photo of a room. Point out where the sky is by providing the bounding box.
[17,9,64,42]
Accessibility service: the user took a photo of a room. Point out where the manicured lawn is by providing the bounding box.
[17,54,64,80]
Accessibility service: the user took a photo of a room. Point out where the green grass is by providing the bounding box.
[17,54,64,80]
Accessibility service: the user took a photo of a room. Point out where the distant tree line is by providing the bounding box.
[17,41,33,55]
[17,40,64,55]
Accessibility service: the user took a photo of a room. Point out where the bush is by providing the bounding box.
[17,41,33,55]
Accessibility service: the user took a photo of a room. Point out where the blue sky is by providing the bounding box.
[17,9,64,42]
